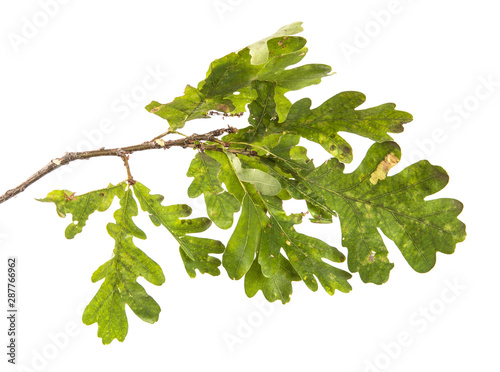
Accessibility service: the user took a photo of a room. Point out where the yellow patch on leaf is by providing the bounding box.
[369,153,399,185]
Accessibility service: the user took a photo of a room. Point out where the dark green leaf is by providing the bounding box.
[146,22,331,129]
[223,194,268,280]
[300,141,466,284]
[277,91,413,163]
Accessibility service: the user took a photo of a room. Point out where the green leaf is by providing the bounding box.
[277,91,413,162]
[225,82,338,220]
[186,151,240,229]
[236,129,337,221]
[223,194,268,280]
[215,142,349,296]
[207,150,246,203]
[300,141,466,284]
[306,201,333,224]
[244,253,301,304]
[132,181,225,278]
[179,236,225,278]
[257,196,352,295]
[37,183,126,239]
[82,188,165,344]
[227,152,281,196]
[146,23,331,129]
[222,79,301,148]
[248,21,304,65]
[243,64,333,122]
[145,85,234,129]
[30,22,467,344]
[264,154,337,221]
[239,80,279,144]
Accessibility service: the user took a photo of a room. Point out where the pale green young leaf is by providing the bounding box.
[248,21,304,64]
[226,152,281,196]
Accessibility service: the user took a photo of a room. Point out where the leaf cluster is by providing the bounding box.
[39,22,466,344]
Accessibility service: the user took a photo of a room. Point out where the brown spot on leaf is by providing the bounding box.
[216,104,230,113]
[64,192,76,201]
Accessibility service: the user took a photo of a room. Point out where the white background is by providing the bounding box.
[0,1,499,371]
